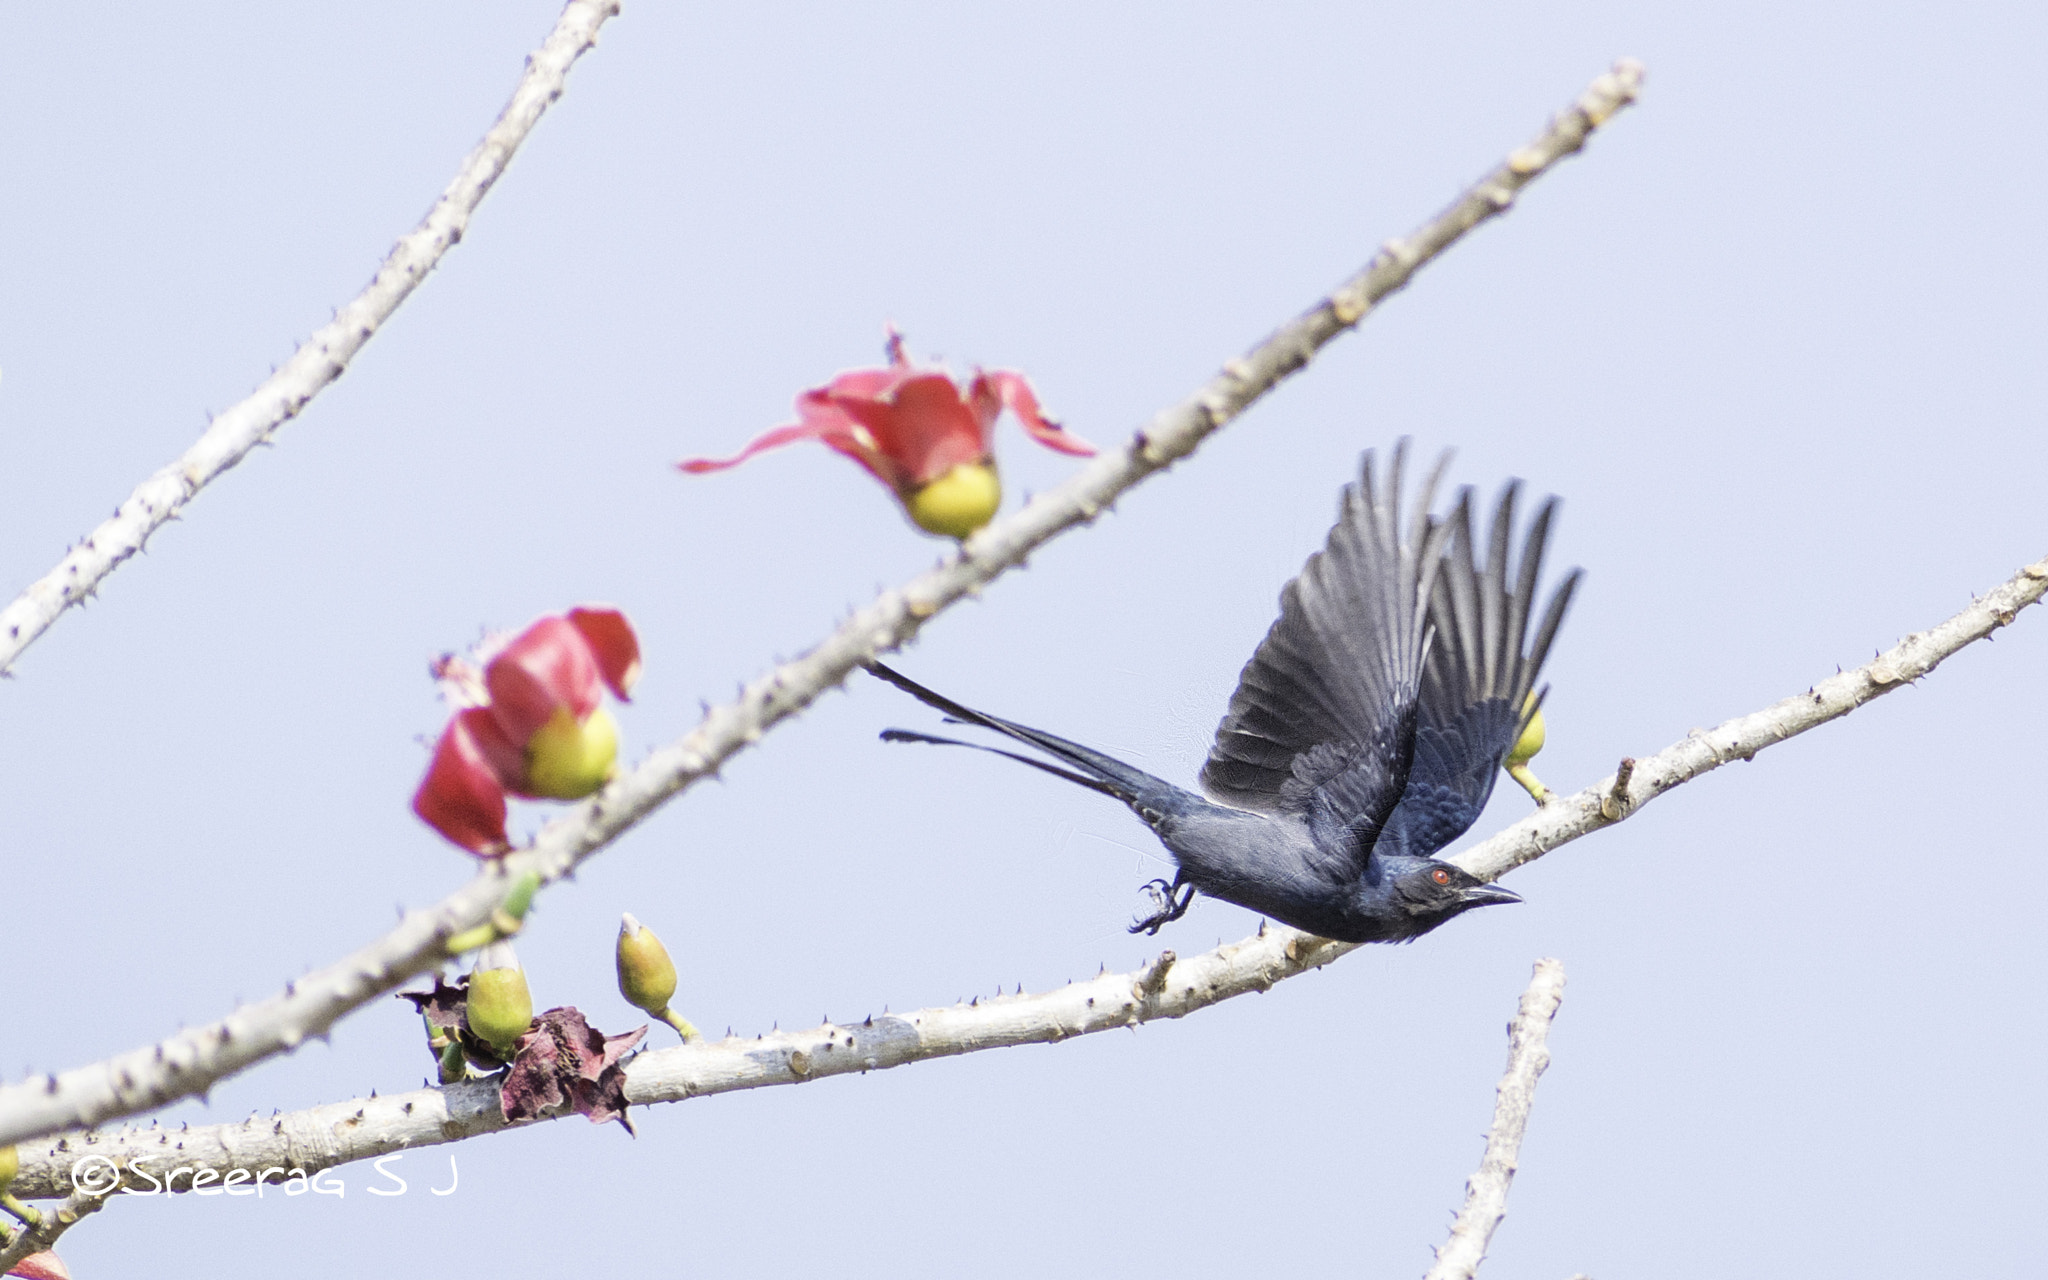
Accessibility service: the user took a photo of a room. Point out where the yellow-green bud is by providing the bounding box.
[465,942,534,1054]
[1507,694,1546,767]
[905,461,1001,539]
[0,1142,38,1231]
[615,913,678,1015]
[525,704,620,800]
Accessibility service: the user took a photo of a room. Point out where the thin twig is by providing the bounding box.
[12,550,2038,1194]
[1423,958,1566,1280]
[0,60,1645,1151]
[0,0,622,680]
[1598,757,1635,821]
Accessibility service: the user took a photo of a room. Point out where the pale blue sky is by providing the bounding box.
[3,2,2044,1275]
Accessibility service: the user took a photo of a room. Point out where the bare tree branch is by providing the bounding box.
[0,60,1645,1152]
[1452,555,2048,883]
[1423,958,1566,1280]
[0,1188,109,1277]
[9,547,2033,1196]
[3,933,1364,1196]
[0,0,621,680]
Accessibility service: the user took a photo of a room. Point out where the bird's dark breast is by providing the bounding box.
[1265,898,1440,944]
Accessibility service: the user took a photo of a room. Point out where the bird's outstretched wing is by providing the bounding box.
[1377,482,1581,860]
[1199,445,1450,866]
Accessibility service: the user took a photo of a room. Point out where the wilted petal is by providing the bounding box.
[485,615,603,747]
[413,709,515,855]
[500,1007,647,1133]
[566,607,641,699]
[397,975,469,1036]
[972,369,1095,457]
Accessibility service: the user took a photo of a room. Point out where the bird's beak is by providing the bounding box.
[1462,882,1523,908]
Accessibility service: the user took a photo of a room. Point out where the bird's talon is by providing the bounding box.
[1128,878,1193,935]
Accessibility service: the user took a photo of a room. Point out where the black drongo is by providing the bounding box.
[869,444,1580,943]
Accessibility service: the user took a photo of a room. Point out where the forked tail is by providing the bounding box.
[865,662,1177,808]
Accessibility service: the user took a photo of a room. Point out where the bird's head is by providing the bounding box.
[1378,858,1522,937]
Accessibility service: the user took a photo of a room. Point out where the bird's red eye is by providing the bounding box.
[1431,868,1450,885]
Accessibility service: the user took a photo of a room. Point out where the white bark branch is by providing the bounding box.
[0,1188,109,1277]
[0,0,621,680]
[1451,554,2048,884]
[0,60,1645,1152]
[9,547,2034,1198]
[1423,958,1566,1280]
[3,933,1337,1196]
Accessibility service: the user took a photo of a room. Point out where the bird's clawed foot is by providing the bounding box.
[1129,877,1195,935]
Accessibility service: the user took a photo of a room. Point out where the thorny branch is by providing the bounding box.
[0,60,1647,1153]
[0,1189,110,1276]
[9,551,2037,1199]
[1422,958,1567,1280]
[1452,555,2048,884]
[0,0,622,680]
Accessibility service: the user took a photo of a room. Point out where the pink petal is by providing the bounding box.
[6,1253,70,1280]
[679,395,902,489]
[676,421,833,474]
[974,370,1096,457]
[678,335,1082,501]
[566,607,641,700]
[791,392,903,485]
[821,366,908,400]
[413,710,513,855]
[834,373,989,487]
[485,615,603,746]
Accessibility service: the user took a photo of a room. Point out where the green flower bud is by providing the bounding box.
[615,913,677,1014]
[1506,694,1546,766]
[0,1143,39,1230]
[525,703,620,800]
[465,942,534,1055]
[905,461,1001,539]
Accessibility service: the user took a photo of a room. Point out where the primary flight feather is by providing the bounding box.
[869,443,1580,943]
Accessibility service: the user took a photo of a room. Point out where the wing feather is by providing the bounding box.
[1379,480,1581,859]
[1200,445,1449,866]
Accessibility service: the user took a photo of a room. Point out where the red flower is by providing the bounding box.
[6,1253,69,1280]
[413,607,641,855]
[679,330,1095,538]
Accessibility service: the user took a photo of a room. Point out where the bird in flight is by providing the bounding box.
[868,443,1580,944]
